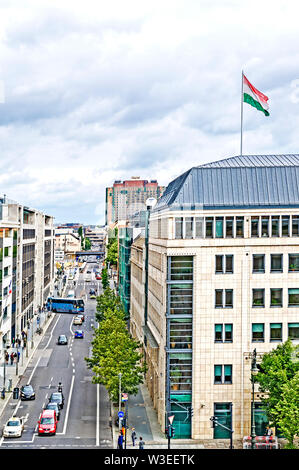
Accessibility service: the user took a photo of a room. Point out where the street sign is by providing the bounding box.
[121,393,128,402]
[118,411,124,418]
[168,415,175,425]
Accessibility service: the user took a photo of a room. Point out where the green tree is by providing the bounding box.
[271,372,299,448]
[86,306,146,402]
[101,268,109,291]
[84,237,91,251]
[96,287,124,322]
[255,339,299,431]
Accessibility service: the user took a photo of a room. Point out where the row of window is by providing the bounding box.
[215,288,299,308]
[216,254,299,274]
[175,215,299,239]
[215,322,299,343]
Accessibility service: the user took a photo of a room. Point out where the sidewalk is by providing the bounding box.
[111,383,205,450]
[0,309,55,418]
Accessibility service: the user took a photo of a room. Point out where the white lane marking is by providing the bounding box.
[57,374,75,435]
[43,315,61,351]
[96,383,100,446]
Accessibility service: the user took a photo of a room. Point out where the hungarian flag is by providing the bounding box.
[243,73,269,116]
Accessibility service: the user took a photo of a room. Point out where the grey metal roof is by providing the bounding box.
[154,154,299,211]
[199,154,299,168]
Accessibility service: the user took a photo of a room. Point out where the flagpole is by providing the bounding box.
[240,70,244,156]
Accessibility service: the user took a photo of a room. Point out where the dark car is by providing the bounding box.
[57,335,68,345]
[20,384,35,401]
[49,392,64,409]
[45,402,61,420]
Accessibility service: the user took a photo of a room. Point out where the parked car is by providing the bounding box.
[74,330,84,339]
[48,392,64,409]
[3,416,24,438]
[38,410,58,436]
[45,402,60,420]
[20,384,35,401]
[57,335,68,345]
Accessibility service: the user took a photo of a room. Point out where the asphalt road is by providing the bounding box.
[0,264,112,449]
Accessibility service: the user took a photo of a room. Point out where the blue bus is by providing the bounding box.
[46,297,85,313]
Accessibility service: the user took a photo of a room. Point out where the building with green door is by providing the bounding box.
[130,154,299,444]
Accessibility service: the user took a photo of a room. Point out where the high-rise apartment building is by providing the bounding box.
[130,154,299,446]
[0,197,55,352]
[105,177,165,226]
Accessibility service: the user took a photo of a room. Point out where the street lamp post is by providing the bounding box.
[251,348,259,449]
[118,373,122,431]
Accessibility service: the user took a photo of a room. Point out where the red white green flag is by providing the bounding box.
[243,73,269,116]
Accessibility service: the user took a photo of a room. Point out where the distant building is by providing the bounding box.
[55,233,81,260]
[130,154,299,445]
[105,177,165,227]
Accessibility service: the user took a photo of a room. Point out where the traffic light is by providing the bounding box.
[165,426,169,437]
[170,426,175,438]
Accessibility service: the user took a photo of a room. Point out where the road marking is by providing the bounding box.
[96,383,100,446]
[57,374,75,436]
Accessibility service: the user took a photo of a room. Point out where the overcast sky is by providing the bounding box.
[1,0,299,224]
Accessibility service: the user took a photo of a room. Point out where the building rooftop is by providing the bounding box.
[154,154,299,211]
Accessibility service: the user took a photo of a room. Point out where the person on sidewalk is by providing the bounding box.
[118,431,124,450]
[10,352,14,365]
[131,428,137,447]
[13,352,17,363]
[5,351,9,365]
[138,437,145,449]
[17,351,20,362]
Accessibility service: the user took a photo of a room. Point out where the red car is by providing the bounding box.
[96,274,101,280]
[38,410,58,436]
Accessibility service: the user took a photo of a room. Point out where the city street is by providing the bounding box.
[0,264,112,449]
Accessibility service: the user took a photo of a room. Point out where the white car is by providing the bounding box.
[3,416,24,438]
[73,316,83,325]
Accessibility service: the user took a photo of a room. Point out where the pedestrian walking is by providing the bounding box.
[5,351,9,364]
[17,351,20,362]
[118,431,124,450]
[131,428,137,447]
[10,352,14,365]
[138,437,145,449]
[13,352,17,363]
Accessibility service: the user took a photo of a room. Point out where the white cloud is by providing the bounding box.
[1,0,299,224]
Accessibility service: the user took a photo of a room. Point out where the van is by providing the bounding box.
[38,409,58,435]
[67,290,75,298]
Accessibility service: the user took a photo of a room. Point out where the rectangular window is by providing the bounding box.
[169,352,192,391]
[214,403,232,439]
[261,216,269,237]
[205,217,214,238]
[225,289,233,308]
[224,324,233,342]
[215,217,224,238]
[215,290,223,308]
[185,217,193,239]
[4,267,9,277]
[170,319,192,349]
[271,254,283,272]
[215,255,233,274]
[270,323,282,342]
[253,254,265,273]
[214,365,232,384]
[252,323,264,342]
[252,289,265,307]
[271,216,280,237]
[225,255,233,274]
[288,323,299,340]
[4,246,9,257]
[292,216,299,236]
[224,365,232,384]
[169,257,193,281]
[215,255,224,274]
[175,218,183,239]
[215,324,223,342]
[169,284,193,315]
[289,254,299,272]
[251,217,259,237]
[236,217,244,237]
[288,289,299,306]
[270,288,283,307]
[195,217,203,238]
[214,365,222,384]
[225,217,233,238]
[282,216,290,237]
